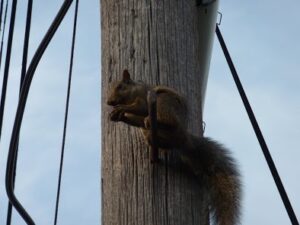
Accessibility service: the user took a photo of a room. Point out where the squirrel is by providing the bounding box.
[107,69,241,225]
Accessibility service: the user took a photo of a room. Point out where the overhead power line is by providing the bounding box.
[5,1,74,224]
[54,0,79,224]
[6,0,33,224]
[216,24,299,225]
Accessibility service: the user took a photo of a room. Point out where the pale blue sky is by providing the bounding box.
[0,1,100,224]
[0,1,299,225]
[205,1,300,224]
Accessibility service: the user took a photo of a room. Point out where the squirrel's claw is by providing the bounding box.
[109,107,125,121]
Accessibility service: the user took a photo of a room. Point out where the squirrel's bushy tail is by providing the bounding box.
[183,136,241,225]
[209,161,241,225]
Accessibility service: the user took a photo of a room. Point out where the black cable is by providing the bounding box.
[0,0,17,141]
[20,0,32,91]
[6,1,32,224]
[216,25,299,225]
[54,0,79,224]
[0,0,8,69]
[5,0,74,224]
[0,0,4,32]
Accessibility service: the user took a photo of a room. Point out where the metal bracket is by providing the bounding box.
[147,91,159,163]
[217,11,223,26]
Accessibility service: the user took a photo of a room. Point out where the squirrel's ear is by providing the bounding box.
[122,69,131,81]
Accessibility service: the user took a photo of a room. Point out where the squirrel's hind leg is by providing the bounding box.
[142,125,187,149]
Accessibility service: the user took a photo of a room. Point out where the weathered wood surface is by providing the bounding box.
[101,1,219,224]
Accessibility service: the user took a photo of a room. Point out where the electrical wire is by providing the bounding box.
[53,0,79,224]
[0,0,4,32]
[5,0,74,224]
[0,0,8,69]
[216,24,299,225]
[6,1,32,224]
[0,0,17,141]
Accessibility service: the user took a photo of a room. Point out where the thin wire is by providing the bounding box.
[5,0,74,224]
[20,0,32,90]
[0,0,4,32]
[6,0,32,224]
[0,0,8,69]
[54,0,79,224]
[216,24,299,225]
[0,0,15,142]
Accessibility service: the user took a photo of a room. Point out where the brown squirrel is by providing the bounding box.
[107,70,241,225]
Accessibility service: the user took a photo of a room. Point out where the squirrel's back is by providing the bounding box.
[153,86,188,130]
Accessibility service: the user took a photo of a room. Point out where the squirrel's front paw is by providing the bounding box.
[109,107,125,121]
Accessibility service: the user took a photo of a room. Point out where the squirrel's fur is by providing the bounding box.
[107,70,241,225]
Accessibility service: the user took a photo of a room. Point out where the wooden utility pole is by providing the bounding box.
[101,1,219,224]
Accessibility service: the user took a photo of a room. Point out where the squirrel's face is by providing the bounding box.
[107,70,136,106]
